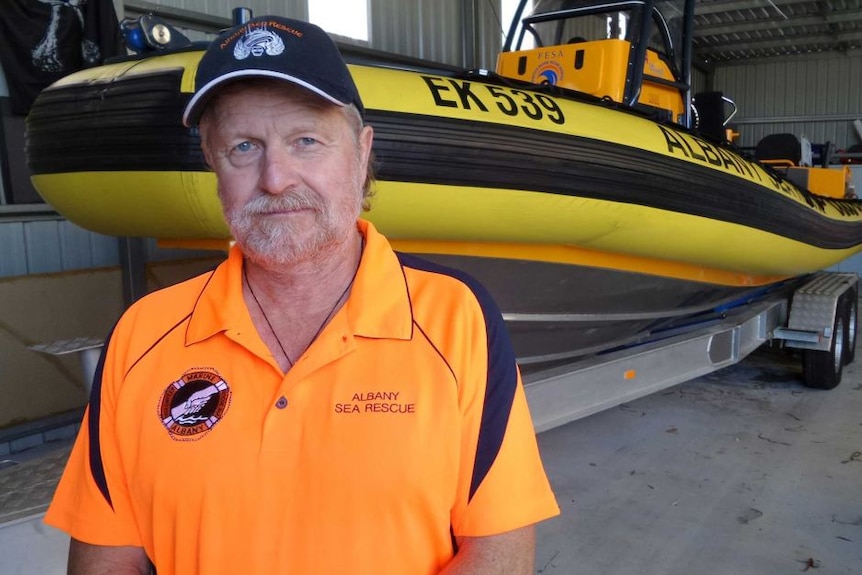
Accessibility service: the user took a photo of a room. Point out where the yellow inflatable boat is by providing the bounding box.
[26,0,862,364]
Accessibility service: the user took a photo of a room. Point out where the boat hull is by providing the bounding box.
[416,253,800,364]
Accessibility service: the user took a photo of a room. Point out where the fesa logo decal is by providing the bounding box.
[647,60,665,76]
[421,75,566,125]
[334,391,416,414]
[532,61,564,86]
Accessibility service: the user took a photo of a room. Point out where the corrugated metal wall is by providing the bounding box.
[132,0,503,68]
[712,52,862,151]
[0,216,219,279]
[372,0,466,64]
[691,65,707,96]
[0,217,118,277]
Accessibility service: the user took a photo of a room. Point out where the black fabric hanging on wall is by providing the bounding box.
[0,0,126,115]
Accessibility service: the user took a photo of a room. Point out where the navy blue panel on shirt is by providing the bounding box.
[396,253,518,502]
[88,272,214,510]
[88,325,116,510]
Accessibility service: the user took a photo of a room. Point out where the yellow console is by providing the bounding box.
[496,39,683,120]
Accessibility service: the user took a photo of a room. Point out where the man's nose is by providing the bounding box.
[259,147,300,194]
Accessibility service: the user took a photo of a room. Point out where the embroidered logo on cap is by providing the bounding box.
[233,28,285,60]
[158,368,231,441]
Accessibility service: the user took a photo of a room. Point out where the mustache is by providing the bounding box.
[241,190,325,215]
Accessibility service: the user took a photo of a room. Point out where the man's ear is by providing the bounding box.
[202,148,215,171]
[200,128,215,170]
[359,124,374,171]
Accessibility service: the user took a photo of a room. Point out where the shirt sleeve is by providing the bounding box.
[44,323,145,547]
[450,287,560,536]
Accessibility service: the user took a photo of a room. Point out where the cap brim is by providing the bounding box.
[182,69,348,127]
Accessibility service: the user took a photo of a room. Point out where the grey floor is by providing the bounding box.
[1,345,860,574]
[535,345,862,574]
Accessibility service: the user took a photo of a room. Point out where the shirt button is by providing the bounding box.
[275,396,288,409]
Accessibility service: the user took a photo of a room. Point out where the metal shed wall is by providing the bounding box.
[0,215,220,279]
[0,217,118,278]
[713,52,862,151]
[138,0,504,68]
[691,65,707,96]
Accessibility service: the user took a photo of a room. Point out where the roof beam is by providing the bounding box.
[700,45,862,65]
[695,9,862,37]
[696,29,862,56]
[694,0,805,17]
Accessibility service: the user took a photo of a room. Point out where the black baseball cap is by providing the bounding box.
[183,15,364,127]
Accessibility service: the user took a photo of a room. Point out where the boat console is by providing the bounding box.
[497,0,692,125]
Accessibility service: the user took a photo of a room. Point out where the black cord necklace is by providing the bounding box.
[243,250,361,369]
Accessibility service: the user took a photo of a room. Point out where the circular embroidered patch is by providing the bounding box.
[159,368,231,440]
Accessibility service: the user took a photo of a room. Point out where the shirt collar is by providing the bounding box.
[348,219,413,340]
[186,219,413,346]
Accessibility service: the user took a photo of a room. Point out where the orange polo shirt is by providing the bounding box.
[46,220,559,574]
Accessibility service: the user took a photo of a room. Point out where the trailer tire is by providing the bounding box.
[802,304,846,390]
[843,289,857,365]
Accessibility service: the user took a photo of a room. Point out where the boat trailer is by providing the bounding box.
[524,272,858,432]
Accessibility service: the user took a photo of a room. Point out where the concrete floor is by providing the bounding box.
[535,345,862,574]
[1,345,860,574]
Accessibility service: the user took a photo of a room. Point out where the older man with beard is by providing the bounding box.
[45,15,559,575]
[203,78,372,374]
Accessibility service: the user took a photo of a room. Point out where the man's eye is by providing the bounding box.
[234,141,255,153]
[297,137,317,146]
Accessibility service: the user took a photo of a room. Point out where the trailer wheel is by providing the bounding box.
[802,304,846,390]
[843,289,857,365]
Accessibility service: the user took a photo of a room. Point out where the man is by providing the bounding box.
[45,15,559,574]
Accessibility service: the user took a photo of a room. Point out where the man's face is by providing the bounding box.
[202,82,373,268]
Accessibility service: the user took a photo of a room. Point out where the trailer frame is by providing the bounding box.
[523,271,858,432]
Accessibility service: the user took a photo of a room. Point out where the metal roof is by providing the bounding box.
[694,0,862,63]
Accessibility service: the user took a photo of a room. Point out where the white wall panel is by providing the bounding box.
[140,0,307,42]
[22,221,62,274]
[691,66,707,95]
[714,52,862,151]
[360,0,501,68]
[418,0,462,64]
[57,224,120,270]
[371,0,422,58]
[0,220,121,278]
[0,223,27,277]
[371,0,492,66]
[177,0,306,21]
[89,232,122,267]
[474,0,505,69]
[124,0,502,67]
[59,222,100,270]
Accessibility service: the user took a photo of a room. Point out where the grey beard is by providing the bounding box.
[225,188,360,269]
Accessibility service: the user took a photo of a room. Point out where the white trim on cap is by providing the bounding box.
[182,69,347,126]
